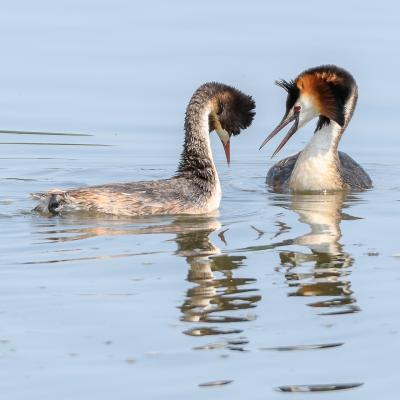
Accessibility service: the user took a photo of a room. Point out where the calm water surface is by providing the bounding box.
[1,1,400,399]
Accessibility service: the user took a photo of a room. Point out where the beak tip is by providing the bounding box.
[222,140,231,165]
[261,113,299,158]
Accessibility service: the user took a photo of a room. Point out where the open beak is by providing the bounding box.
[259,111,300,157]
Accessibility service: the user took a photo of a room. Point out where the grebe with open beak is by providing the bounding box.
[260,65,372,193]
[34,83,255,216]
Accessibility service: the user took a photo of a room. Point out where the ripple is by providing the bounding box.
[183,327,243,336]
[2,177,37,182]
[193,338,249,351]
[0,129,92,136]
[260,342,344,351]
[20,250,164,264]
[199,380,233,387]
[275,382,363,392]
[318,305,361,315]
[0,142,109,146]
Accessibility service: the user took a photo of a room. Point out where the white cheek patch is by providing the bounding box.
[297,95,319,129]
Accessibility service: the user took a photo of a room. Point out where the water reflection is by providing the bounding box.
[31,213,260,343]
[31,214,221,244]
[177,227,260,329]
[273,192,360,315]
[179,225,260,349]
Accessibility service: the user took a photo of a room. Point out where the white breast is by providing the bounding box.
[289,122,342,192]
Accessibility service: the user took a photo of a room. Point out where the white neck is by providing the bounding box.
[289,121,343,192]
[200,106,216,160]
[199,107,222,211]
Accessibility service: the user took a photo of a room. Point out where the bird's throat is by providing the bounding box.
[289,122,343,192]
[177,105,219,187]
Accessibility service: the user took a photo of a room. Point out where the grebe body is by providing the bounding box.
[260,65,372,193]
[34,83,255,216]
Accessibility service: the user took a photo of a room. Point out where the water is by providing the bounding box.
[1,1,400,399]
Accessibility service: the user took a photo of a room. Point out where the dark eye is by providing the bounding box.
[217,103,224,115]
[294,105,301,113]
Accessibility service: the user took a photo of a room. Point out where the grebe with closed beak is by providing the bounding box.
[34,83,255,216]
[260,65,372,193]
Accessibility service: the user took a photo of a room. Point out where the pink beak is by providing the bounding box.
[222,140,230,165]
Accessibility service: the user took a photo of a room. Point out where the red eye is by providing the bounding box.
[294,106,301,113]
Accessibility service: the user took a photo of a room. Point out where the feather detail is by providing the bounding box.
[295,65,355,127]
[275,79,300,116]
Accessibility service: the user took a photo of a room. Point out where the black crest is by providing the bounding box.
[214,84,256,136]
[275,79,300,116]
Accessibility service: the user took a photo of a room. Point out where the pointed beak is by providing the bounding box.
[259,111,300,157]
[215,126,231,165]
[221,139,230,165]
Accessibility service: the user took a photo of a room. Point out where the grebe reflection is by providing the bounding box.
[275,192,359,315]
[32,214,261,341]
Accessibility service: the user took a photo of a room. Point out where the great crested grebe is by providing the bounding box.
[260,65,372,193]
[33,83,255,216]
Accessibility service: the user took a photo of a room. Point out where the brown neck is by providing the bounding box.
[176,94,218,188]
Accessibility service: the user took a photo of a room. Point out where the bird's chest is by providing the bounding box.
[289,148,342,192]
[288,125,344,192]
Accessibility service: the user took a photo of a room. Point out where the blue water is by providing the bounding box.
[1,1,400,399]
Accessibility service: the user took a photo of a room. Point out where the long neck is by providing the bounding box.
[308,83,358,154]
[176,101,218,189]
[289,87,358,192]
[306,120,343,154]
[289,121,343,191]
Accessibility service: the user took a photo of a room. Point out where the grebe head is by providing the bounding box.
[206,83,255,164]
[259,65,357,156]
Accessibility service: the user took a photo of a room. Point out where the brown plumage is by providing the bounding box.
[33,82,255,216]
[296,67,350,127]
[261,65,372,193]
